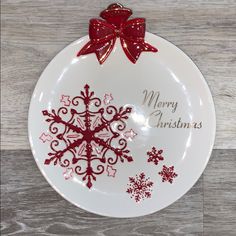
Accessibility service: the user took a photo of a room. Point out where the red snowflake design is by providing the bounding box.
[158,165,178,184]
[42,84,134,189]
[146,147,164,165]
[126,172,153,202]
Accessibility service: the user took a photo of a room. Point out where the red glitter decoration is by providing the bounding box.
[146,147,164,165]
[124,129,137,140]
[77,3,158,64]
[126,172,153,202]
[42,84,133,189]
[158,165,178,184]
[103,93,113,105]
[106,165,117,177]
[60,95,71,106]
[39,133,53,143]
[63,167,74,180]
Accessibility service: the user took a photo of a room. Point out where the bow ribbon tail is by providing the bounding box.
[77,38,116,64]
[120,39,158,64]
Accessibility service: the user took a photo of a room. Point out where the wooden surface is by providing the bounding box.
[1,0,236,149]
[1,0,236,235]
[1,150,236,235]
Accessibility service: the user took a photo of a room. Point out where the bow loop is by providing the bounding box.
[89,19,116,43]
[121,18,146,42]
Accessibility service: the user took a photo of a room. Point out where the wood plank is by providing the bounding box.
[1,0,236,150]
[203,149,236,235]
[1,150,203,235]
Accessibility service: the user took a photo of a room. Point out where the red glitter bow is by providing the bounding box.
[77,3,158,64]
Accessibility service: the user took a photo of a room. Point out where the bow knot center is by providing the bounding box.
[115,29,121,37]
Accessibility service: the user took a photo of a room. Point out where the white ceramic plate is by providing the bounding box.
[28,32,215,217]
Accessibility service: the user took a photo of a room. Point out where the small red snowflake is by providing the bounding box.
[146,147,164,165]
[63,167,74,180]
[39,133,53,143]
[124,129,137,140]
[60,95,71,106]
[158,165,178,184]
[126,172,153,202]
[106,165,116,177]
[103,93,113,105]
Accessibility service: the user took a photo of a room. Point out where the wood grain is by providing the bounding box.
[1,150,236,235]
[1,150,203,235]
[203,149,236,235]
[1,0,236,150]
[1,1,236,235]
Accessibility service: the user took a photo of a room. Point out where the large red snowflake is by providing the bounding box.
[158,165,178,184]
[146,146,164,165]
[42,84,134,189]
[126,172,153,202]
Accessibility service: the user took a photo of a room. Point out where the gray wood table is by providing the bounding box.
[1,0,236,235]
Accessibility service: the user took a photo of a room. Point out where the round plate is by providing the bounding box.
[28,32,215,217]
